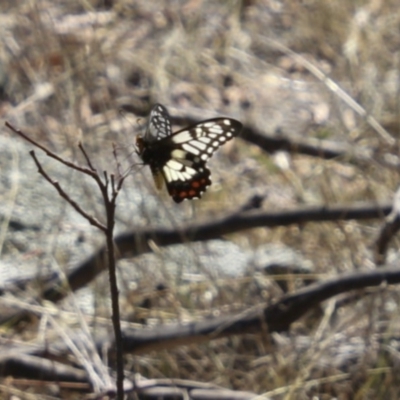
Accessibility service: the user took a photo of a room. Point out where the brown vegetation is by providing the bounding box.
[1,0,400,399]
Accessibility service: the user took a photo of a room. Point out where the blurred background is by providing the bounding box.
[1,0,400,398]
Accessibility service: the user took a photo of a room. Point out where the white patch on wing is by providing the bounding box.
[199,137,212,144]
[176,170,192,181]
[148,124,159,140]
[178,158,194,167]
[209,126,223,134]
[163,165,172,182]
[182,171,193,180]
[165,161,197,182]
[171,131,193,143]
[146,105,172,141]
[169,168,179,181]
[190,140,207,150]
[182,143,200,155]
[167,159,184,170]
[171,149,187,159]
[184,166,197,176]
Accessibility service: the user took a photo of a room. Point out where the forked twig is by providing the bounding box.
[5,121,126,399]
[29,150,105,231]
[79,142,96,171]
[5,122,97,176]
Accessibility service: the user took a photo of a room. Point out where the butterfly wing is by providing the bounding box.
[136,104,173,189]
[137,104,242,203]
[144,103,172,142]
[161,118,242,202]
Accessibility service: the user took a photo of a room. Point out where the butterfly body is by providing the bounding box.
[136,104,242,203]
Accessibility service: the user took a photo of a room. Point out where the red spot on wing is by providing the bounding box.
[165,166,212,203]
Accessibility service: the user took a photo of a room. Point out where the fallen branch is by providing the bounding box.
[43,200,391,302]
[2,266,399,383]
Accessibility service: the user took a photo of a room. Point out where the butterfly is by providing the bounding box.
[136,103,242,203]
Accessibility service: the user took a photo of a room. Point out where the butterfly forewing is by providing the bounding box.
[145,103,172,142]
[137,104,242,203]
[171,118,242,161]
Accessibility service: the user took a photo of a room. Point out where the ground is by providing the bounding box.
[1,0,400,399]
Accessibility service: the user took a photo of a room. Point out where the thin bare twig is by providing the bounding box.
[29,151,106,232]
[5,122,97,177]
[115,175,125,193]
[111,174,115,195]
[79,142,96,171]
[6,121,126,398]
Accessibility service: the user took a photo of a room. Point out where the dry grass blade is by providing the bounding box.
[3,0,400,398]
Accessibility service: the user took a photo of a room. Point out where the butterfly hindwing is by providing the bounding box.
[136,104,242,203]
[163,159,211,203]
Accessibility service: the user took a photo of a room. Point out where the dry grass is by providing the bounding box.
[1,0,400,399]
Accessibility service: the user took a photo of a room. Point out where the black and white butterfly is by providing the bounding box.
[136,103,242,203]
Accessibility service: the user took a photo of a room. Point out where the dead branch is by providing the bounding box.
[375,215,400,265]
[3,266,400,385]
[117,266,400,354]
[375,187,400,265]
[42,200,391,302]
[0,353,88,382]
